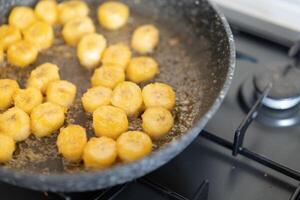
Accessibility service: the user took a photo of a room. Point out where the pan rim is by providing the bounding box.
[0,0,236,192]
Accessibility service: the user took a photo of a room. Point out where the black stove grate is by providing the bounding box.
[200,82,300,200]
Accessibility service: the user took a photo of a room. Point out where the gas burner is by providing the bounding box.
[254,63,300,110]
[239,76,300,127]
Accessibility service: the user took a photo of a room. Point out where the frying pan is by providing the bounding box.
[0,0,235,192]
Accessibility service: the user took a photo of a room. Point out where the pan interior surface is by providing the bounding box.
[0,0,233,191]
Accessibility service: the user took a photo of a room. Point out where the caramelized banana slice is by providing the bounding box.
[142,107,174,139]
[58,0,89,24]
[93,105,128,139]
[31,102,65,137]
[0,25,22,50]
[91,65,125,89]
[126,56,159,83]
[81,86,112,113]
[102,43,131,70]
[35,0,58,25]
[111,81,143,116]
[46,80,77,110]
[0,134,15,163]
[117,131,152,162]
[83,137,117,169]
[9,6,36,30]
[0,79,19,110]
[62,16,95,46]
[97,1,129,30]
[23,21,54,51]
[142,83,176,110]
[0,47,3,63]
[131,24,159,54]
[0,107,30,142]
[13,87,43,114]
[77,33,107,69]
[7,40,38,67]
[57,124,87,162]
[27,62,60,93]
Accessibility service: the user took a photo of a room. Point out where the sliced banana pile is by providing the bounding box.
[0,0,177,170]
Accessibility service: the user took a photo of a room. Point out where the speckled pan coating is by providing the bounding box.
[0,0,235,191]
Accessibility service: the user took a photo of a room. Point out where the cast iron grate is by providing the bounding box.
[200,82,300,200]
[46,178,209,200]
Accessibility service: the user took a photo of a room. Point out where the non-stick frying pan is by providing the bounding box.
[0,0,235,192]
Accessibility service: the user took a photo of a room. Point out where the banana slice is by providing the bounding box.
[131,24,159,54]
[126,56,159,83]
[142,83,176,110]
[0,134,15,163]
[102,43,132,70]
[23,21,54,51]
[91,65,125,89]
[111,81,143,116]
[0,47,3,63]
[35,0,58,25]
[117,131,152,162]
[142,107,174,139]
[9,6,36,30]
[0,25,22,50]
[31,102,65,137]
[58,0,89,24]
[0,79,19,110]
[62,16,95,46]
[7,40,38,67]
[27,62,60,93]
[46,80,77,111]
[77,33,107,69]
[97,1,129,30]
[83,137,117,169]
[81,86,112,113]
[0,107,30,142]
[93,105,128,139]
[57,124,87,162]
[13,87,43,114]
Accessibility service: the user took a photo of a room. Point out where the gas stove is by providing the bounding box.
[2,18,300,200]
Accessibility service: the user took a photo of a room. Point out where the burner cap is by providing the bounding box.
[254,63,300,109]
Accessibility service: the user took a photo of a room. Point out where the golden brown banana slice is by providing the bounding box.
[131,24,159,54]
[0,134,15,163]
[91,65,125,89]
[111,81,143,116]
[27,62,60,93]
[0,107,30,142]
[31,102,65,137]
[35,0,58,25]
[23,21,54,51]
[62,16,95,46]
[97,1,129,30]
[117,131,152,162]
[0,24,22,50]
[142,83,176,110]
[77,33,107,69]
[57,124,87,162]
[13,87,43,114]
[81,86,112,113]
[58,0,89,24]
[7,40,38,67]
[0,79,19,110]
[83,137,117,169]
[126,56,159,83]
[46,80,77,110]
[142,107,174,139]
[9,6,36,30]
[102,43,132,70]
[0,47,3,63]
[93,105,128,139]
